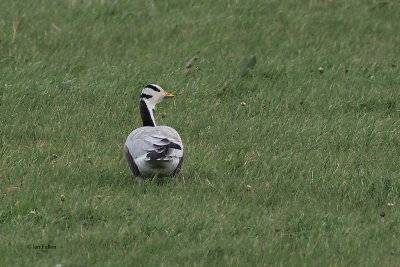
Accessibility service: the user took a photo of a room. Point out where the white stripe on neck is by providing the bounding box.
[143,99,157,127]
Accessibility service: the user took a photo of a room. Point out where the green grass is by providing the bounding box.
[1,0,400,265]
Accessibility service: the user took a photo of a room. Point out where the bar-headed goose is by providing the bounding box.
[124,84,184,182]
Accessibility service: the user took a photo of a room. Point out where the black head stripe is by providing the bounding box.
[145,84,161,92]
[140,93,153,99]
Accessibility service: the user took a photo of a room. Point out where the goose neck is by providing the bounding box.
[139,100,156,127]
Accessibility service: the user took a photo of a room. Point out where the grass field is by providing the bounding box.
[1,0,400,265]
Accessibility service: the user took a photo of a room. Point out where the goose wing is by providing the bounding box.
[125,126,184,160]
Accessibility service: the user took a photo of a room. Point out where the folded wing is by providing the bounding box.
[125,126,184,161]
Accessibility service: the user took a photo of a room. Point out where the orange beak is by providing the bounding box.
[164,91,174,98]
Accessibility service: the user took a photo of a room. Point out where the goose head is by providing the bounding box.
[140,84,174,109]
[139,84,174,127]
